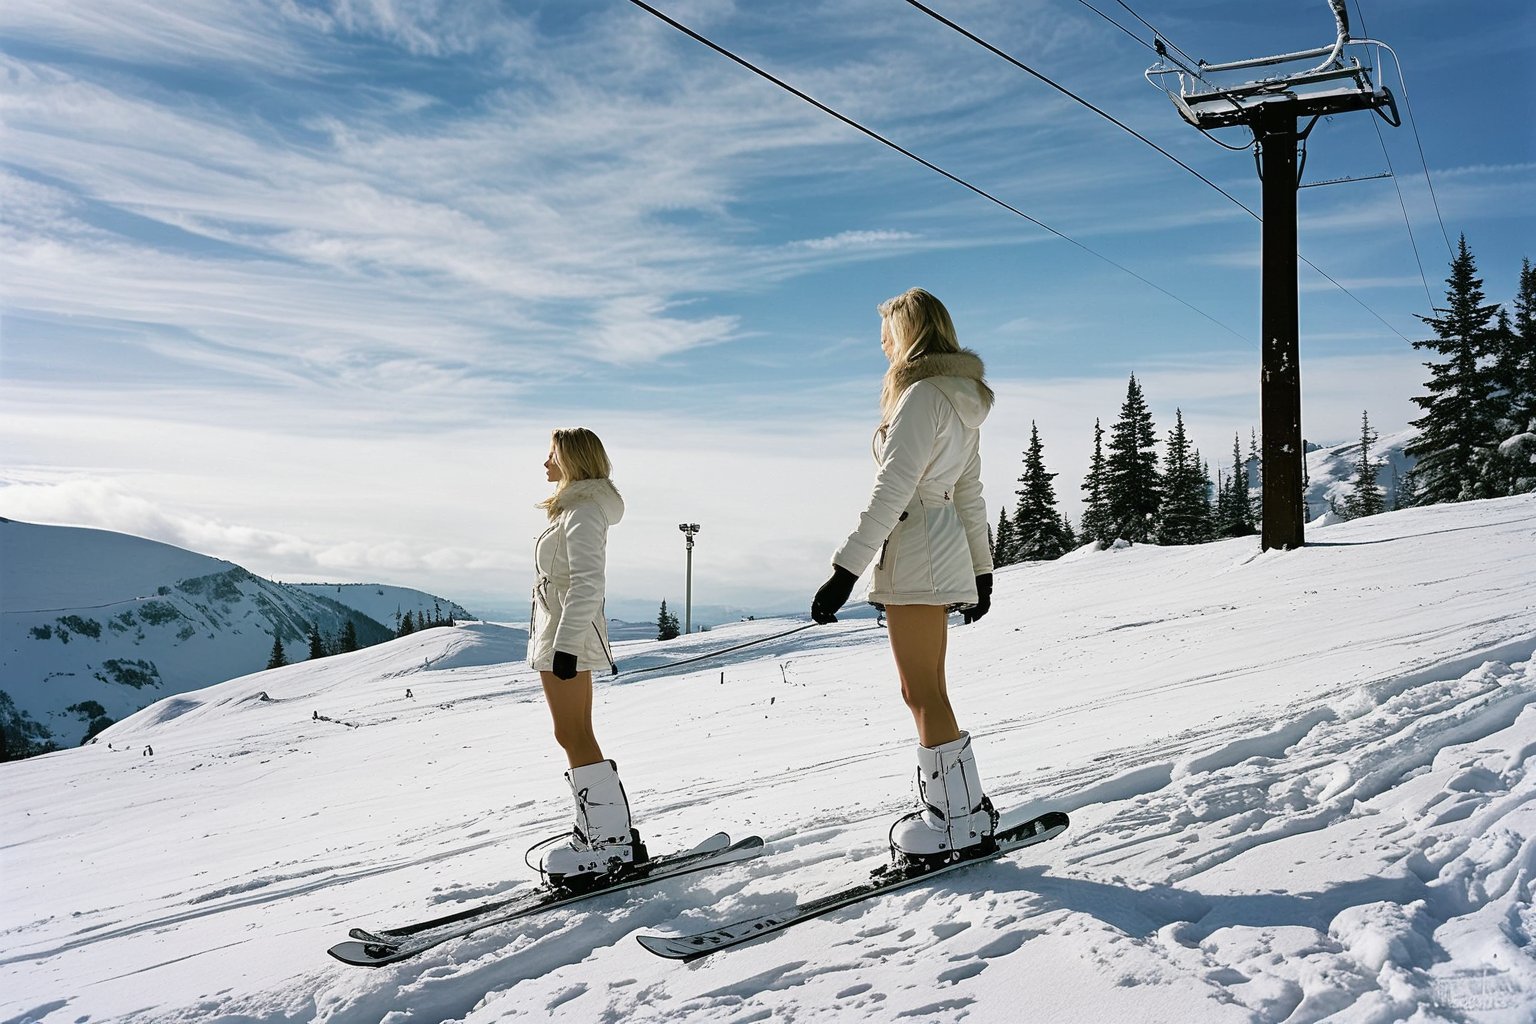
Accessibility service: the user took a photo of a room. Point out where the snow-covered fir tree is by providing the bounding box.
[1491,259,1536,494]
[308,623,328,659]
[1104,375,1161,543]
[1407,235,1503,504]
[1214,434,1255,538]
[266,635,288,670]
[1156,410,1210,544]
[1247,429,1263,527]
[1338,410,1387,519]
[1012,422,1074,560]
[657,600,680,641]
[1214,446,1235,535]
[1079,419,1110,548]
[992,507,1015,567]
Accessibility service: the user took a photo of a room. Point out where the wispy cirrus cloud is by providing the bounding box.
[792,229,920,252]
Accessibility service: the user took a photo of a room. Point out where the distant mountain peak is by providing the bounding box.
[0,520,472,760]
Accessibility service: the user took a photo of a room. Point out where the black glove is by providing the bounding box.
[552,651,579,680]
[961,573,993,624]
[811,566,859,624]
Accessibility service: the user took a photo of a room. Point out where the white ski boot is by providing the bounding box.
[540,759,647,889]
[889,732,997,868]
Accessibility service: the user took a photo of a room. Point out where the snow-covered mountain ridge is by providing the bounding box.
[4,494,1535,1023]
[1304,426,1418,521]
[0,519,470,756]
[289,583,472,635]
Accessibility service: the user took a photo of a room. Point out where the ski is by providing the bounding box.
[353,831,737,943]
[636,811,1069,962]
[329,832,762,967]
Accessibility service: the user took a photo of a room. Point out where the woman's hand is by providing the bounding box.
[552,651,579,679]
[961,573,993,624]
[811,566,858,624]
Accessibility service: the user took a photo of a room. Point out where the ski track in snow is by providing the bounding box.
[3,496,1536,1023]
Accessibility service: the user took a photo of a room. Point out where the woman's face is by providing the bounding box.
[880,319,895,362]
[544,447,562,483]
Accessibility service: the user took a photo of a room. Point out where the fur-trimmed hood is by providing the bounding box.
[882,349,995,429]
[547,478,624,524]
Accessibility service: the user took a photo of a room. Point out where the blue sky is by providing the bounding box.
[2,0,1532,620]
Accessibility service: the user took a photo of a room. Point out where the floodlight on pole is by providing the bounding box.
[678,523,700,634]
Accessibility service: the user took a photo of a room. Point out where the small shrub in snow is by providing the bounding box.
[95,659,162,690]
[138,600,182,626]
[57,615,102,639]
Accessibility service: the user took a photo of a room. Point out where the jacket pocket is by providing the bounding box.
[530,578,557,661]
[876,510,910,571]
[886,507,936,595]
[591,601,616,674]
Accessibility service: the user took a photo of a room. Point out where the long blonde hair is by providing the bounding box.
[878,287,963,421]
[537,427,613,520]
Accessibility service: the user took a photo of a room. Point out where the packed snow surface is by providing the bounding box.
[4,495,1535,1023]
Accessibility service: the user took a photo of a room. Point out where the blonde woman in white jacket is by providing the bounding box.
[811,288,998,866]
[529,427,645,887]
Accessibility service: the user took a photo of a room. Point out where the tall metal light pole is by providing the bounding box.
[678,523,700,634]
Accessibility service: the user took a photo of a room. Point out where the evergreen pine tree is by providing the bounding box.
[307,623,327,659]
[398,610,416,638]
[1103,375,1162,543]
[1490,259,1536,494]
[1156,410,1210,544]
[1231,434,1258,536]
[1341,410,1387,519]
[1513,259,1536,424]
[1213,466,1233,538]
[1487,307,1518,434]
[1213,435,1242,537]
[657,600,680,641]
[1406,234,1503,503]
[1013,422,1073,560]
[1396,467,1421,509]
[340,620,360,653]
[1079,419,1110,547]
[266,634,288,670]
[1247,430,1263,528]
[1198,454,1215,537]
[992,507,1015,567]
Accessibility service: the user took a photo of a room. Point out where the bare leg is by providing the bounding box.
[885,604,961,747]
[540,670,604,768]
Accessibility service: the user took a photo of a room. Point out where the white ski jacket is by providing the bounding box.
[833,350,994,607]
[529,479,623,675]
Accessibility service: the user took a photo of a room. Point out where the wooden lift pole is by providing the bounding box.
[1257,109,1304,551]
[1148,0,1399,549]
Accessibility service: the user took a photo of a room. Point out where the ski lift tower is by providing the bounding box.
[1148,0,1399,550]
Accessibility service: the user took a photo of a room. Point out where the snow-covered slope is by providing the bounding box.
[1305,427,1418,522]
[289,583,473,632]
[0,521,403,755]
[4,495,1535,1023]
